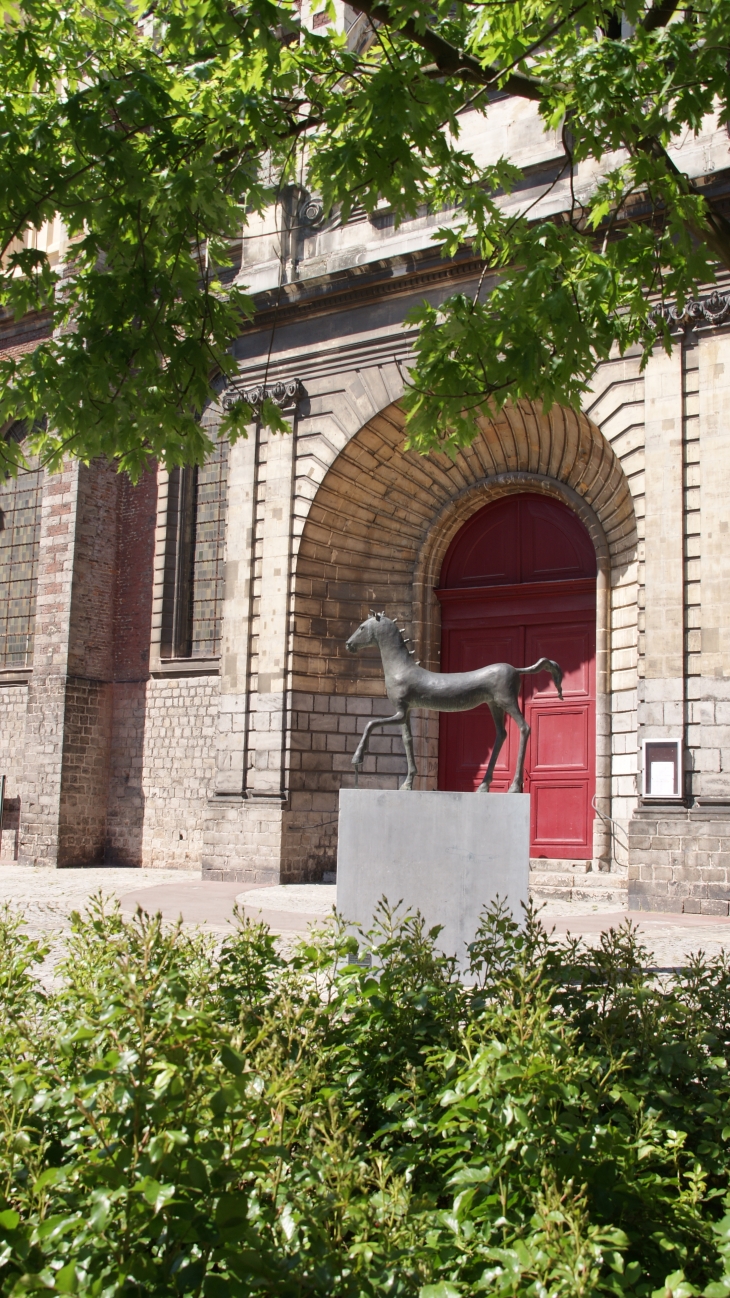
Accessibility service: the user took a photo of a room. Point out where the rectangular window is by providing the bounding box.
[160,439,229,659]
[0,438,42,669]
[191,443,229,657]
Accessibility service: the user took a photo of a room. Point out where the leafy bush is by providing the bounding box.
[2,896,730,1298]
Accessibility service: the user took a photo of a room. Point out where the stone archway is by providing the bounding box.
[284,399,637,879]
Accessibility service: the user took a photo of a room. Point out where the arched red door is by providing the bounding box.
[437,494,596,859]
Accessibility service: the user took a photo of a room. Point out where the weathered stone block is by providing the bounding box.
[700,898,730,916]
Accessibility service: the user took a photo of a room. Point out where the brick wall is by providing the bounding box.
[105,469,157,865]
[20,460,78,865]
[66,463,117,680]
[55,461,118,865]
[20,673,70,865]
[113,470,157,682]
[17,459,161,868]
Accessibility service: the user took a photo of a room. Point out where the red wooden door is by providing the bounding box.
[437,495,596,859]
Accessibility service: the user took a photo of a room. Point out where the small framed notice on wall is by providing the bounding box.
[642,739,682,800]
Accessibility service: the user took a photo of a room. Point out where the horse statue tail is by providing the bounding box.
[517,657,563,699]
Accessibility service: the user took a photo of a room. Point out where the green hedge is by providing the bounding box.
[2,897,730,1298]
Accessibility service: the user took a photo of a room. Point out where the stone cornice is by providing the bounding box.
[240,247,486,334]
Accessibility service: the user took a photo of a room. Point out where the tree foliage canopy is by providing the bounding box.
[1,0,729,476]
[4,899,730,1295]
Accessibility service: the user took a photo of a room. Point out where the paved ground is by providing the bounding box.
[0,865,729,971]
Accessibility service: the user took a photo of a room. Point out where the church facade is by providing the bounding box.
[2,87,730,913]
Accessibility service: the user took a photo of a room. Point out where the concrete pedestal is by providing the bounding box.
[337,789,530,965]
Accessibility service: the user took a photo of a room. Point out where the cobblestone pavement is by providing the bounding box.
[1,867,729,972]
[0,866,201,937]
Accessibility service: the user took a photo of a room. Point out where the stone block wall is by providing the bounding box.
[203,799,291,884]
[57,678,113,867]
[105,681,148,865]
[136,676,219,869]
[629,807,730,914]
[282,689,410,882]
[0,683,27,862]
[623,329,730,910]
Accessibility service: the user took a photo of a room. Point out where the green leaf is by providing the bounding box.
[55,1262,78,1293]
[220,1043,245,1076]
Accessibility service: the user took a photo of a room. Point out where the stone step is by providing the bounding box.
[529,868,628,905]
[529,872,577,890]
[570,885,628,905]
[530,858,591,874]
[529,884,574,901]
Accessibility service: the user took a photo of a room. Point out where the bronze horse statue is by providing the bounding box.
[346,612,563,792]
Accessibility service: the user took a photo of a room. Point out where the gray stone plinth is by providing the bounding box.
[337,790,530,965]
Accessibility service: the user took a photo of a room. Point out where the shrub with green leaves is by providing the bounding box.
[2,896,730,1297]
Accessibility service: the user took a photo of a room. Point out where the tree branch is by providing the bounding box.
[636,134,730,272]
[350,0,544,99]
[640,0,682,33]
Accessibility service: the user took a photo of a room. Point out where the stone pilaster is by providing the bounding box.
[628,345,687,910]
[214,432,259,796]
[202,422,298,883]
[698,330,730,798]
[248,425,296,797]
[641,344,685,709]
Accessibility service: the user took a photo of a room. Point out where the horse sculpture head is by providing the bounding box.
[346,612,386,653]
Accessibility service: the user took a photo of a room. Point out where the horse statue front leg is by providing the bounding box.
[352,708,407,775]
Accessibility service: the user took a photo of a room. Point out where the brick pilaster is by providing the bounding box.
[19,460,118,867]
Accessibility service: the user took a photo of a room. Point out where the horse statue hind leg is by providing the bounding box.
[399,714,417,790]
[478,656,563,794]
[476,703,507,792]
[503,696,531,793]
[476,697,530,794]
